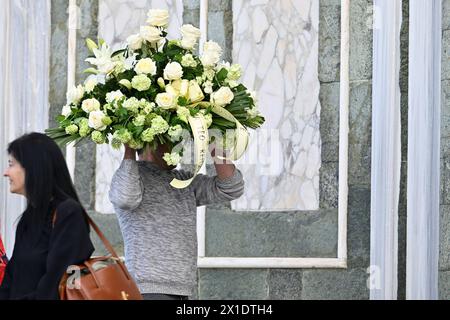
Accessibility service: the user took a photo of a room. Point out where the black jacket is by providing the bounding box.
[0,198,94,300]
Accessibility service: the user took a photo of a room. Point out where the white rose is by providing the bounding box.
[155,92,175,109]
[134,58,157,75]
[201,41,222,67]
[204,41,222,55]
[181,37,197,50]
[201,52,220,67]
[126,34,143,51]
[180,24,201,40]
[140,26,162,43]
[146,9,169,27]
[163,62,183,80]
[84,76,98,93]
[66,84,84,104]
[180,24,201,49]
[81,98,101,113]
[88,111,107,131]
[106,90,124,104]
[188,80,204,103]
[211,87,234,106]
[61,105,72,117]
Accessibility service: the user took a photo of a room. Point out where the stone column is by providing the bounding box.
[439,0,450,301]
[73,0,99,211]
[49,0,69,131]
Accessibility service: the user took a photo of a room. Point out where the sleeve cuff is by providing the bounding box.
[216,167,244,186]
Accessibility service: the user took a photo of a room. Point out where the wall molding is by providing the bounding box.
[197,0,350,269]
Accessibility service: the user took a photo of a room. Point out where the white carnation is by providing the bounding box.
[168,125,183,142]
[163,152,181,166]
[203,80,213,94]
[204,69,215,81]
[181,54,197,68]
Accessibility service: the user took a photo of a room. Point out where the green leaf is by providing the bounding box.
[189,108,200,116]
[216,68,228,83]
[177,96,189,106]
[112,49,127,57]
[153,52,165,62]
[135,126,144,137]
[83,68,99,74]
[166,47,182,58]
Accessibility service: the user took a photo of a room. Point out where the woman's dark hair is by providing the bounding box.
[7,132,88,243]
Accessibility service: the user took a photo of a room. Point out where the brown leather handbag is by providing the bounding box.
[58,215,143,300]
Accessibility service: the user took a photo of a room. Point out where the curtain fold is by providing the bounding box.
[0,0,51,254]
[407,0,441,300]
[370,0,402,300]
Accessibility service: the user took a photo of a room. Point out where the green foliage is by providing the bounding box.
[46,17,265,155]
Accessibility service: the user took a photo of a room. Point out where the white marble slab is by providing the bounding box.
[231,0,321,211]
[96,0,183,213]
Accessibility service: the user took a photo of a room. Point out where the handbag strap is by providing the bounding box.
[85,215,121,259]
[52,209,120,259]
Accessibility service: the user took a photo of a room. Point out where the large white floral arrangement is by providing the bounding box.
[46,9,264,188]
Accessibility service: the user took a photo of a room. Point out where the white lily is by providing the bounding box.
[85,43,115,74]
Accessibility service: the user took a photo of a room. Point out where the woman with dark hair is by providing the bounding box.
[0,132,94,300]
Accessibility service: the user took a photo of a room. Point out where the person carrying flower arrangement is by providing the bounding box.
[46,8,264,300]
[109,141,244,300]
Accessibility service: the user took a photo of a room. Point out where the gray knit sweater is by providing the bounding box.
[108,160,245,297]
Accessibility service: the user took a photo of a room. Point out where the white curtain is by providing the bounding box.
[0,0,51,255]
[407,0,441,300]
[370,0,402,300]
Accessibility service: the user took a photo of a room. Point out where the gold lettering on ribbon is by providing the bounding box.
[170,113,209,189]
